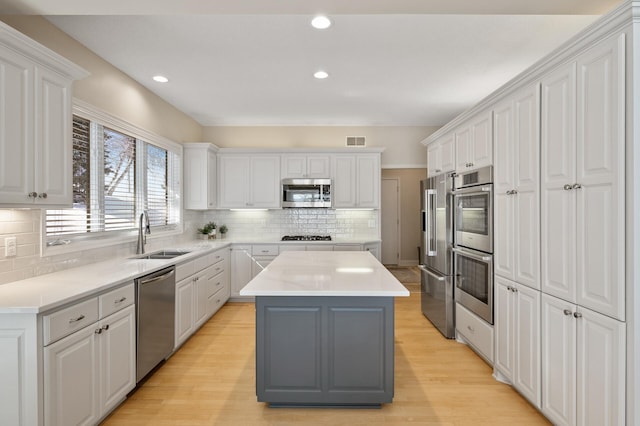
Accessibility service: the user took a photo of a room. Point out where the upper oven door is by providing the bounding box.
[454,184,493,253]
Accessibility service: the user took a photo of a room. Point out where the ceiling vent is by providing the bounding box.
[346,136,366,147]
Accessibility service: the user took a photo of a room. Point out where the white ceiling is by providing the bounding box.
[3,1,621,126]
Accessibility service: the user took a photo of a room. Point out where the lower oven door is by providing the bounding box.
[453,247,493,324]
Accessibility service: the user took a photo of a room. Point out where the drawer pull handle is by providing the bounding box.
[115,297,127,304]
[69,314,85,323]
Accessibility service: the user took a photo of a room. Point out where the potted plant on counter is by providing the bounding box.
[197,221,216,240]
[219,224,228,239]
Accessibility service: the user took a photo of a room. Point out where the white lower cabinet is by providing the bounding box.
[494,277,540,408]
[231,245,253,299]
[175,248,230,348]
[541,293,625,426]
[44,304,135,426]
[456,303,494,364]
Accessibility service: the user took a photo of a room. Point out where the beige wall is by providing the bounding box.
[202,126,437,168]
[382,168,427,265]
[0,15,202,143]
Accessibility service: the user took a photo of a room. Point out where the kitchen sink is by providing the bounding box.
[132,249,191,260]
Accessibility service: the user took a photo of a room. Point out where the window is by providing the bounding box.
[46,104,181,247]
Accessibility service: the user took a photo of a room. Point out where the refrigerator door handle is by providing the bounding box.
[418,264,446,281]
[426,189,436,256]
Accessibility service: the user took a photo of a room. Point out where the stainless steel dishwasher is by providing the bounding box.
[135,266,176,382]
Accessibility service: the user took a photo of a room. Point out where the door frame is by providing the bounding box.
[381,177,401,265]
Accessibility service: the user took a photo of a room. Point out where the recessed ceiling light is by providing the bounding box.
[311,16,332,30]
[153,75,169,83]
[314,71,329,79]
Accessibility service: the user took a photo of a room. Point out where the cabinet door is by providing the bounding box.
[471,112,492,168]
[218,156,250,208]
[363,243,380,261]
[34,66,72,205]
[231,246,253,297]
[514,284,541,408]
[0,45,33,204]
[44,325,99,426]
[576,307,625,426]
[493,99,515,280]
[99,305,135,415]
[332,155,356,208]
[427,142,441,177]
[575,34,626,321]
[281,155,306,178]
[455,126,471,171]
[175,278,194,348]
[540,63,577,303]
[439,134,456,173]
[194,268,211,328]
[250,156,280,208]
[494,277,515,381]
[514,84,541,289]
[541,294,576,426]
[184,146,216,210]
[356,154,380,208]
[306,155,331,178]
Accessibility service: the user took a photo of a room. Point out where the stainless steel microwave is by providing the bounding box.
[282,178,331,208]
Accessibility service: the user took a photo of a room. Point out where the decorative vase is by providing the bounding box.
[198,233,208,240]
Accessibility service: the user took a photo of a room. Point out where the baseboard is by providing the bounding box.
[398,260,419,267]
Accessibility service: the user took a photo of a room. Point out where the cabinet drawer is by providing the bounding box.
[211,249,228,265]
[306,245,333,251]
[99,283,134,318]
[456,303,494,364]
[208,280,231,315]
[279,245,306,252]
[43,298,99,346]
[252,245,279,256]
[195,253,214,273]
[334,244,362,251]
[211,270,228,297]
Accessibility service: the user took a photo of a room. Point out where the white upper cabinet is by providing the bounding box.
[455,110,493,172]
[281,154,331,179]
[332,153,380,208]
[427,133,455,177]
[541,34,625,321]
[0,23,87,207]
[183,143,217,210]
[493,84,540,289]
[218,154,280,209]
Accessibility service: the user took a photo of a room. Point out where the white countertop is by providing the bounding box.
[0,241,231,314]
[239,251,409,297]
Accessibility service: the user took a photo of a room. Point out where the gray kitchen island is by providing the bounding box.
[239,251,410,407]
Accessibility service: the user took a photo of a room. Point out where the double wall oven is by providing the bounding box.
[453,166,494,325]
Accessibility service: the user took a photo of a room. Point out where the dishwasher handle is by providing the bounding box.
[138,269,175,285]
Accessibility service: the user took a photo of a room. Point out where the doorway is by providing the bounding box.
[381,178,400,265]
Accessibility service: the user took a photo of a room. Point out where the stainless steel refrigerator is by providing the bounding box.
[419,173,455,338]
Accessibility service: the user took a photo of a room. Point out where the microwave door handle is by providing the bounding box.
[426,189,436,256]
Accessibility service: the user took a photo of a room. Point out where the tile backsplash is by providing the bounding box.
[0,208,378,285]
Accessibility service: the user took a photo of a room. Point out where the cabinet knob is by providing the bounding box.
[563,309,572,316]
[511,189,518,195]
[102,324,110,331]
[573,312,582,318]
[28,192,38,198]
[467,325,475,333]
[38,192,48,199]
[563,184,573,190]
[572,183,582,189]
[95,328,103,334]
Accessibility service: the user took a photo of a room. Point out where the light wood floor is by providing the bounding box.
[102,283,550,425]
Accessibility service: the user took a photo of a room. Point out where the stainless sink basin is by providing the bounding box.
[133,249,191,260]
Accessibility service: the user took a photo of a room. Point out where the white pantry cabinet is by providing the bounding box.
[494,277,541,408]
[493,84,540,290]
[183,143,218,210]
[0,23,87,207]
[540,34,625,321]
[44,295,135,426]
[541,293,625,426]
[332,153,381,208]
[454,110,492,172]
[281,154,331,179]
[426,133,455,177]
[218,154,280,209]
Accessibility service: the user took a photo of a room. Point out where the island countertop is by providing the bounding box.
[239,251,410,297]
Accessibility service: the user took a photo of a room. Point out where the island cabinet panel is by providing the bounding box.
[255,296,394,406]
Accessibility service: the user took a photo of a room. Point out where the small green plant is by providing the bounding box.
[219,224,228,234]
[197,221,217,234]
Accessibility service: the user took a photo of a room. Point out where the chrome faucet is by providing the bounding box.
[136,211,151,254]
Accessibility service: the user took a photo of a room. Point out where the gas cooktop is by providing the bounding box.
[281,235,332,241]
